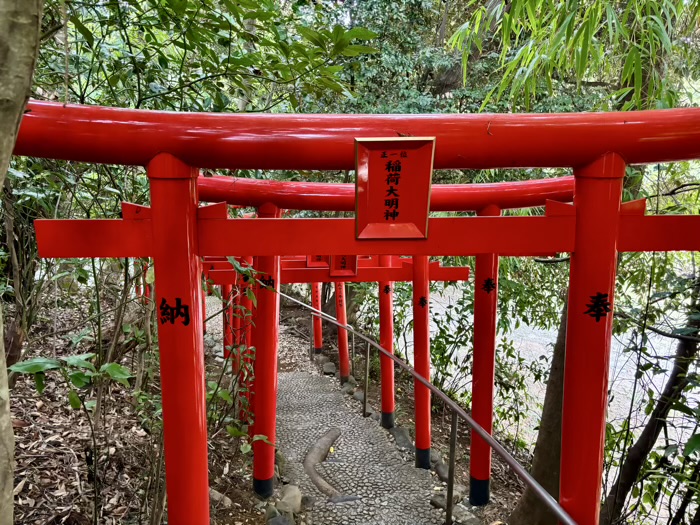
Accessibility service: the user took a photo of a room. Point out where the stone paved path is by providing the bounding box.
[277,371,444,525]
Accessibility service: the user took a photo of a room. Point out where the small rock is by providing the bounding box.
[279,484,302,513]
[323,362,336,375]
[346,375,357,386]
[430,493,447,509]
[389,426,414,451]
[452,503,481,525]
[370,411,381,422]
[301,495,315,509]
[264,504,280,521]
[430,449,442,466]
[275,450,287,473]
[352,390,365,402]
[327,495,362,504]
[316,355,330,365]
[434,460,449,482]
[209,488,233,508]
[453,483,468,502]
[341,383,355,395]
[267,516,293,525]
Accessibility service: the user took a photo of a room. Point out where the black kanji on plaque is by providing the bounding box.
[260,275,275,288]
[386,186,399,197]
[383,284,392,295]
[419,296,428,308]
[385,198,399,209]
[386,173,400,185]
[384,209,399,221]
[482,278,496,294]
[400,150,407,158]
[381,151,388,158]
[385,160,402,173]
[160,298,190,326]
[584,292,611,322]
[340,256,347,269]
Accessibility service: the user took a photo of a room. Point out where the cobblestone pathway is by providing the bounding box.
[277,371,444,525]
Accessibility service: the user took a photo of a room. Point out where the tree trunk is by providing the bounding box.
[508,301,567,525]
[0,2,43,523]
[599,281,700,525]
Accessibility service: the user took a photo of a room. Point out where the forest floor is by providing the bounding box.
[10,291,523,524]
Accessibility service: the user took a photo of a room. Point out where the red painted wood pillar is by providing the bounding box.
[335,281,350,384]
[379,254,395,429]
[312,282,324,352]
[469,205,501,505]
[223,283,234,361]
[413,255,431,469]
[147,153,209,525]
[560,153,625,525]
[251,204,281,498]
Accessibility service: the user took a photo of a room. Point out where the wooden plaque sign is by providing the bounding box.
[355,137,435,239]
[329,255,359,277]
[306,255,329,268]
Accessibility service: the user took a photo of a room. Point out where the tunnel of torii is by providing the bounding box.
[13,100,700,525]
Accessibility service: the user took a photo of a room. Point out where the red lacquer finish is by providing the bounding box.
[199,175,575,212]
[335,282,351,384]
[379,255,395,429]
[559,154,625,525]
[312,282,324,352]
[413,255,432,469]
[16,101,700,169]
[355,138,435,238]
[469,206,501,505]
[251,205,281,498]
[147,154,209,525]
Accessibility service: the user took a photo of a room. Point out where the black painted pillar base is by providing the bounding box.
[253,477,274,499]
[340,375,349,385]
[314,347,323,354]
[381,411,395,429]
[469,477,490,506]
[415,447,431,470]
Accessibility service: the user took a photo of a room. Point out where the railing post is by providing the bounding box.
[147,153,209,525]
[470,205,501,506]
[560,153,625,525]
[379,254,395,429]
[363,342,370,417]
[413,255,431,469]
[232,282,242,372]
[446,411,459,525]
[251,204,281,498]
[335,281,350,384]
[239,255,254,424]
[312,282,324,352]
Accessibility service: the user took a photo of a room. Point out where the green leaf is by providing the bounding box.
[341,45,379,57]
[34,372,46,394]
[344,27,378,41]
[226,425,247,438]
[70,16,95,48]
[100,362,132,387]
[240,442,252,454]
[69,371,93,389]
[9,357,61,375]
[62,353,97,372]
[68,390,81,410]
[684,434,700,456]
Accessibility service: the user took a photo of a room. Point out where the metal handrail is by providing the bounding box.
[279,290,576,525]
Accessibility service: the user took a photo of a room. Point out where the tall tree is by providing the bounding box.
[0,2,44,523]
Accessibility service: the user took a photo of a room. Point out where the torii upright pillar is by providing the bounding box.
[148,154,209,524]
[379,254,395,429]
[470,205,501,505]
[335,281,351,384]
[251,204,281,498]
[312,282,324,352]
[413,255,432,469]
[560,153,624,525]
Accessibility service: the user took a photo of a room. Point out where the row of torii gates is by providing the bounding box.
[13,101,700,525]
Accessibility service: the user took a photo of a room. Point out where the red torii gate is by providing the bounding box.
[15,100,700,525]
[205,253,470,449]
